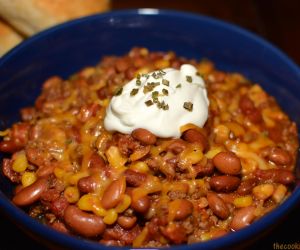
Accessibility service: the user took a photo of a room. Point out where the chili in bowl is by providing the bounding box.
[0,9,299,250]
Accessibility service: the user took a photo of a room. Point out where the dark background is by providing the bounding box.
[1,0,299,249]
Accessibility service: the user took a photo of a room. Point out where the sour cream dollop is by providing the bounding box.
[104,64,209,138]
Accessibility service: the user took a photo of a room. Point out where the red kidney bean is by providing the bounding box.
[212,152,241,175]
[136,56,149,67]
[88,152,106,170]
[117,216,137,229]
[131,128,157,145]
[131,195,150,214]
[268,147,291,165]
[20,107,36,121]
[161,223,187,244]
[217,193,237,204]
[2,158,20,183]
[77,176,98,193]
[115,57,131,72]
[14,185,23,194]
[168,199,193,220]
[209,175,241,193]
[239,95,255,113]
[167,139,187,154]
[36,165,55,177]
[101,177,126,209]
[247,109,263,123]
[193,159,215,177]
[12,178,48,206]
[11,122,30,146]
[125,67,136,80]
[237,178,257,195]
[239,96,262,123]
[267,126,283,143]
[97,87,109,100]
[124,169,147,187]
[50,196,69,218]
[255,169,295,185]
[50,221,70,234]
[78,103,101,122]
[182,129,208,151]
[208,71,226,83]
[207,192,230,219]
[0,140,22,153]
[25,146,49,167]
[230,206,256,231]
[64,205,105,237]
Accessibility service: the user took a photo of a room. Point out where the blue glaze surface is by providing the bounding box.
[0,9,299,250]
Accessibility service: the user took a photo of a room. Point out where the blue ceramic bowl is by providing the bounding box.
[0,9,299,250]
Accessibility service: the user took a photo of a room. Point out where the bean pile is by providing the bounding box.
[0,48,298,247]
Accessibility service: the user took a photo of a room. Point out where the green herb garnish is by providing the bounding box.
[145,100,153,106]
[130,88,139,96]
[152,91,159,99]
[136,79,141,86]
[186,75,192,83]
[183,102,193,111]
[115,87,123,96]
[162,79,170,86]
[162,88,169,96]
[143,82,160,94]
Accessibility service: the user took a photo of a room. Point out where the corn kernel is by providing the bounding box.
[130,146,150,162]
[77,194,98,211]
[154,59,170,69]
[167,182,189,194]
[135,67,151,77]
[79,67,95,78]
[0,129,9,136]
[54,167,66,179]
[253,184,274,200]
[67,171,89,185]
[12,151,28,173]
[143,176,162,194]
[103,209,118,225]
[180,144,203,164]
[233,195,253,208]
[197,60,214,75]
[92,205,107,217]
[115,194,131,213]
[180,123,202,133]
[64,186,80,203]
[21,171,37,187]
[130,161,149,173]
[272,184,287,203]
[225,122,245,137]
[201,232,212,241]
[106,146,127,169]
[133,227,149,247]
[214,124,230,143]
[205,147,223,159]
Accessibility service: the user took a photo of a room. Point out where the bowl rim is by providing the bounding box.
[0,8,299,250]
